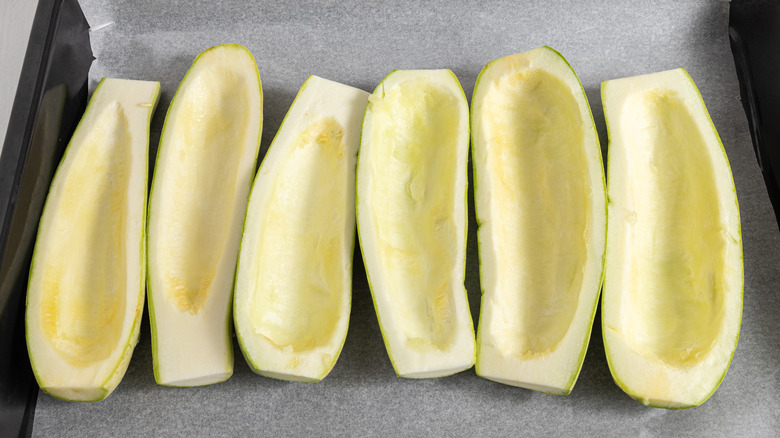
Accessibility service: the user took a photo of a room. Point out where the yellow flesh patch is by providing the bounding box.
[157,69,249,314]
[250,118,346,352]
[40,102,130,366]
[621,90,724,367]
[482,68,590,359]
[369,78,460,352]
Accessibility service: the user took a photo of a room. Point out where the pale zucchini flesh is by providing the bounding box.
[357,69,475,378]
[472,46,606,394]
[234,76,367,382]
[25,78,160,402]
[602,68,743,409]
[147,44,263,386]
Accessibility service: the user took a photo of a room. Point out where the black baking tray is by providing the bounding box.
[0,0,92,435]
[730,0,780,229]
[1,0,778,436]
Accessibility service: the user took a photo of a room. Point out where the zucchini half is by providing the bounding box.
[602,68,743,408]
[471,46,607,394]
[147,44,263,386]
[26,78,160,402]
[356,69,476,378]
[234,76,368,382]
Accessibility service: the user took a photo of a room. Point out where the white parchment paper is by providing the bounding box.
[32,0,780,436]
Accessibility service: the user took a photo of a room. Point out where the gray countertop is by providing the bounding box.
[0,0,38,152]
[29,0,780,436]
